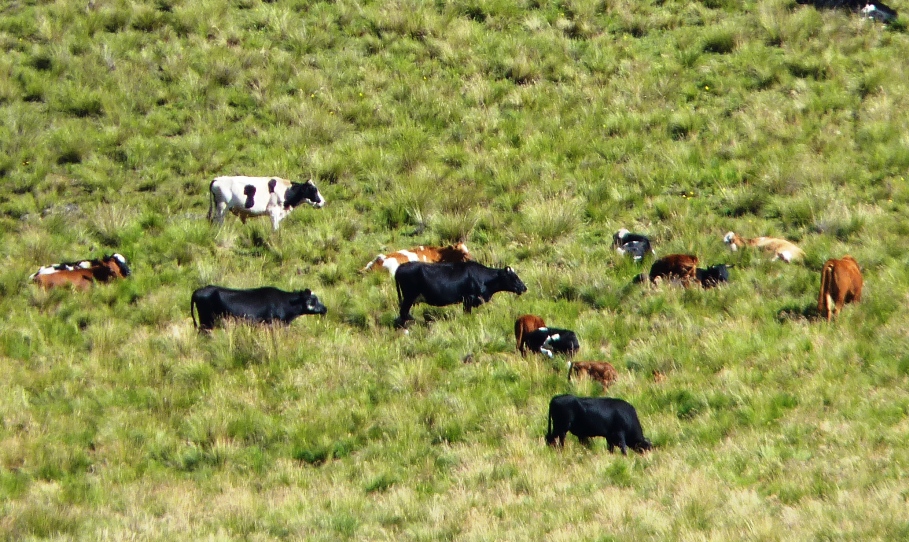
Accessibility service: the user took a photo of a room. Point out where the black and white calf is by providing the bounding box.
[523,327,580,358]
[29,253,130,280]
[393,261,527,327]
[208,176,325,231]
[545,394,652,454]
[190,285,327,331]
[613,229,654,261]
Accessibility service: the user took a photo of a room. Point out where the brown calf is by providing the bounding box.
[648,254,699,286]
[31,254,130,290]
[514,314,546,356]
[568,361,619,391]
[364,242,471,276]
[818,255,863,321]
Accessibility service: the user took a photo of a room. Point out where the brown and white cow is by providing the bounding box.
[31,254,131,290]
[723,232,804,263]
[568,361,618,391]
[209,176,325,231]
[818,255,863,321]
[514,314,546,356]
[646,254,699,286]
[363,242,471,277]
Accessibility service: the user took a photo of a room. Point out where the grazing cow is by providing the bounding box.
[817,255,863,321]
[364,242,471,276]
[394,261,527,327]
[545,394,652,454]
[568,361,618,391]
[695,263,733,289]
[645,254,699,286]
[208,176,325,231]
[613,229,654,261]
[523,327,580,358]
[797,0,897,21]
[30,254,131,290]
[190,285,327,331]
[515,314,546,356]
[723,232,804,263]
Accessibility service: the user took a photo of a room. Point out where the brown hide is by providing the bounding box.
[514,314,546,356]
[569,362,619,391]
[818,256,863,321]
[33,266,114,290]
[365,242,471,272]
[648,254,699,286]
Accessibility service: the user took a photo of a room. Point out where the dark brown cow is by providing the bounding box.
[818,255,863,321]
[568,361,618,391]
[515,314,546,356]
[647,254,699,286]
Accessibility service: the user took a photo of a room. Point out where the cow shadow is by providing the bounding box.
[777,302,821,323]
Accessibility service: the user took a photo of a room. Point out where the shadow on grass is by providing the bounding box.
[777,302,821,323]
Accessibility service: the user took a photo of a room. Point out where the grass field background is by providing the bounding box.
[2,0,909,539]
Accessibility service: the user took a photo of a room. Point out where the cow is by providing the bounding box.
[644,254,699,286]
[30,254,131,290]
[695,263,733,289]
[817,256,863,321]
[568,361,618,391]
[613,229,654,261]
[190,285,327,331]
[515,314,546,356]
[723,232,804,263]
[363,242,471,276]
[208,176,325,231]
[29,253,130,279]
[545,394,652,454]
[797,0,897,21]
[393,261,527,327]
[522,327,580,358]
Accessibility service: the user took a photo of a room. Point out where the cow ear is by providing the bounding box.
[506,266,514,273]
[300,289,311,296]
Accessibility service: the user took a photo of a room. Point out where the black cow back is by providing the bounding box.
[546,394,651,454]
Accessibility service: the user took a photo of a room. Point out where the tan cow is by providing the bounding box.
[723,232,804,263]
[364,242,471,277]
[818,255,863,321]
[568,361,618,391]
[514,314,546,356]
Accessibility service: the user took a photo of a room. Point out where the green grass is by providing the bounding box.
[2,0,909,539]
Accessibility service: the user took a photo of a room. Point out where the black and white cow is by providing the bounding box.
[545,394,652,454]
[613,229,654,261]
[208,176,325,231]
[393,261,527,327]
[797,0,897,21]
[29,253,130,280]
[190,285,327,331]
[522,327,580,358]
[695,264,732,289]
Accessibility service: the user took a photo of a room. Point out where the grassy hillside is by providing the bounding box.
[2,0,909,539]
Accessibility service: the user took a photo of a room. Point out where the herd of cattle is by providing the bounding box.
[26,175,867,454]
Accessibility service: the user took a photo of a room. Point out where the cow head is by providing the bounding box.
[103,253,131,278]
[296,289,327,315]
[501,267,527,295]
[612,228,630,248]
[285,180,325,210]
[723,232,742,251]
[633,437,653,453]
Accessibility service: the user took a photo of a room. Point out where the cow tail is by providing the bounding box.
[190,295,199,330]
[515,321,523,352]
[818,262,833,316]
[394,275,404,304]
[207,179,216,222]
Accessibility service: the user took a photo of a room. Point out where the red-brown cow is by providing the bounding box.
[818,255,863,321]
[515,314,546,356]
[30,254,130,290]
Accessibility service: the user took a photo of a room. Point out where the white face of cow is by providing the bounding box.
[723,232,739,251]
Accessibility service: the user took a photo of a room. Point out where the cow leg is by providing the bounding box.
[618,433,628,455]
[214,202,228,225]
[578,436,591,447]
[396,297,416,328]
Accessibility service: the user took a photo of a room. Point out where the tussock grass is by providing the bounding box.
[2,0,909,539]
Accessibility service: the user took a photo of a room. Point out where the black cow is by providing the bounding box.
[613,229,654,261]
[394,261,527,327]
[523,327,580,358]
[191,285,327,331]
[696,264,732,289]
[546,394,652,454]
